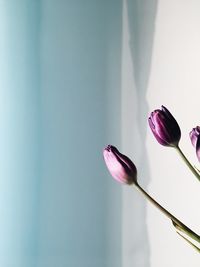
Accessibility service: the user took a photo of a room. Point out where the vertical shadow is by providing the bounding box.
[126,0,157,174]
[126,0,158,265]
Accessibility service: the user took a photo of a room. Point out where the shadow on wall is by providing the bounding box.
[127,0,157,158]
[126,0,158,264]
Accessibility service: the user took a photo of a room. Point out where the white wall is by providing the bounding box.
[146,1,200,266]
[122,0,200,266]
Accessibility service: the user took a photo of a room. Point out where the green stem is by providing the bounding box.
[134,183,200,243]
[176,232,200,253]
[175,146,200,182]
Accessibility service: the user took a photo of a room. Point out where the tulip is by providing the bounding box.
[196,137,200,163]
[148,105,181,147]
[149,107,200,181]
[189,126,200,162]
[103,146,200,246]
[103,145,137,185]
[189,126,200,147]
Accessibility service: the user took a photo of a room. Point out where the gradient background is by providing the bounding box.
[0,1,122,266]
[0,0,199,267]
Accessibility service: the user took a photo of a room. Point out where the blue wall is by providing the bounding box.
[0,1,122,266]
[0,1,40,266]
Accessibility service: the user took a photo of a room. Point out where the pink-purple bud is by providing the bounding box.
[103,145,137,185]
[189,126,200,147]
[189,126,200,162]
[148,105,181,147]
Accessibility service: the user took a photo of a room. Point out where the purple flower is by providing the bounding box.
[148,105,181,147]
[103,145,137,185]
[189,126,200,147]
[189,126,200,162]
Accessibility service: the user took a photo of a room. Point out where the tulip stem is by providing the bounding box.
[175,146,200,182]
[134,183,200,243]
[176,231,200,253]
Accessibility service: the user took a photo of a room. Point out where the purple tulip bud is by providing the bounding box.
[189,126,200,162]
[103,145,137,185]
[148,105,181,147]
[189,126,200,147]
[196,138,200,162]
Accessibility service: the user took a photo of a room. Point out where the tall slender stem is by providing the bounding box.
[134,183,200,243]
[175,146,200,182]
[177,232,200,253]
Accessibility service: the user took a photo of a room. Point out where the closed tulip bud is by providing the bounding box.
[189,126,200,162]
[103,145,137,185]
[148,105,181,147]
[189,126,200,147]
[196,138,200,162]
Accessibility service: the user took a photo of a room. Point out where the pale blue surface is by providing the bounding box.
[0,1,122,266]
[0,1,40,266]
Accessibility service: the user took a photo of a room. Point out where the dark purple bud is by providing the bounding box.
[148,106,181,147]
[196,136,200,162]
[103,145,137,185]
[189,126,200,162]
